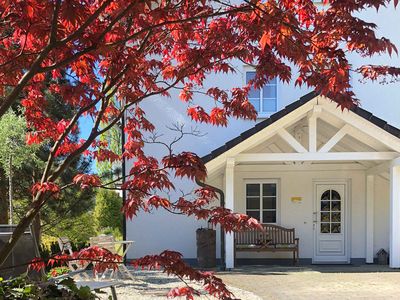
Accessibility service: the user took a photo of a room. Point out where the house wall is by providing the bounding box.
[125,5,399,261]
[126,165,391,261]
[126,209,208,259]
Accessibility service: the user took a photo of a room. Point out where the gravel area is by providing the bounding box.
[81,268,261,299]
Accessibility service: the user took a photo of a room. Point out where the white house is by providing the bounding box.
[124,4,400,268]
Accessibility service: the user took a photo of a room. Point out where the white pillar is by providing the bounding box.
[308,105,321,153]
[225,158,235,269]
[390,163,400,268]
[308,114,317,153]
[366,174,374,263]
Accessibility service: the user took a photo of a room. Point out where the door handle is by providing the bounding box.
[312,212,318,230]
[312,212,318,223]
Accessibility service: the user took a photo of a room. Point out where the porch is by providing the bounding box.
[202,94,400,269]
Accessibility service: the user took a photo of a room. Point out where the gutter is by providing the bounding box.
[195,178,226,271]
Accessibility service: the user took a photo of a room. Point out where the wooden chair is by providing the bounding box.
[57,237,90,279]
[89,235,116,253]
[90,235,134,280]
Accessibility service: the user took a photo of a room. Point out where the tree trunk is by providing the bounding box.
[32,212,41,245]
[0,168,8,224]
[31,170,41,244]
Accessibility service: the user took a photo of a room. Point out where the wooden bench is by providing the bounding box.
[234,224,299,265]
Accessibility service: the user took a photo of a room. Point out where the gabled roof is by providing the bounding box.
[202,91,400,164]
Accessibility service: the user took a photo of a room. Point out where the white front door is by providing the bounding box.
[313,183,349,263]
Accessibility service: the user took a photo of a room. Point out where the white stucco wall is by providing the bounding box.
[127,163,391,260]
[127,210,207,258]
[126,5,399,260]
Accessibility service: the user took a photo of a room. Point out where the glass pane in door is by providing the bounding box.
[320,189,341,234]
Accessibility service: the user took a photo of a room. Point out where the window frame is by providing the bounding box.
[244,179,280,224]
[243,68,278,118]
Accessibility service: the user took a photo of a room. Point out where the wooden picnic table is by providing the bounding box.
[75,280,120,299]
[50,270,122,300]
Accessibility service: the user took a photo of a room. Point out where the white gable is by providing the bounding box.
[205,95,400,178]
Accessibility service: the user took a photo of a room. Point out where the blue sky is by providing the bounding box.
[79,115,95,172]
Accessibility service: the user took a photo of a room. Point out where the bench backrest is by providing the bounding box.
[235,224,296,245]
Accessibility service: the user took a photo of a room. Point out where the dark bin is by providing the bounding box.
[196,228,216,268]
[377,248,388,265]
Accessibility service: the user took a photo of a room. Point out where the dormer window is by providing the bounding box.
[246,71,277,117]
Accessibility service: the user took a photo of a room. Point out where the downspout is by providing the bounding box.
[121,110,127,262]
[195,178,226,271]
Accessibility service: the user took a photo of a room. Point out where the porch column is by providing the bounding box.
[308,111,317,152]
[308,105,321,153]
[390,160,400,268]
[366,174,374,263]
[225,157,235,269]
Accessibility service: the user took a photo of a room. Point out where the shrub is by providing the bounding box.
[94,189,123,235]
[43,212,97,246]
[47,267,70,279]
[0,275,96,299]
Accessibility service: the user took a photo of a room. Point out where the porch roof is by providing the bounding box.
[201,91,400,165]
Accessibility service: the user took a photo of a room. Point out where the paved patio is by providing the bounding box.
[217,265,400,300]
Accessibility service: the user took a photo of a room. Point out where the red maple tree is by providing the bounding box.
[0,0,399,298]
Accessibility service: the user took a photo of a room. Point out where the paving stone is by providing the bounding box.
[217,265,400,300]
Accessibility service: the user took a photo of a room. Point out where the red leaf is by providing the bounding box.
[73,174,101,189]
[31,182,60,197]
[29,257,46,272]
[259,32,271,50]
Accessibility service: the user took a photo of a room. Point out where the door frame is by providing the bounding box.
[312,179,351,264]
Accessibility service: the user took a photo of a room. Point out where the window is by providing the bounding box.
[246,71,277,116]
[320,189,341,234]
[246,182,277,223]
